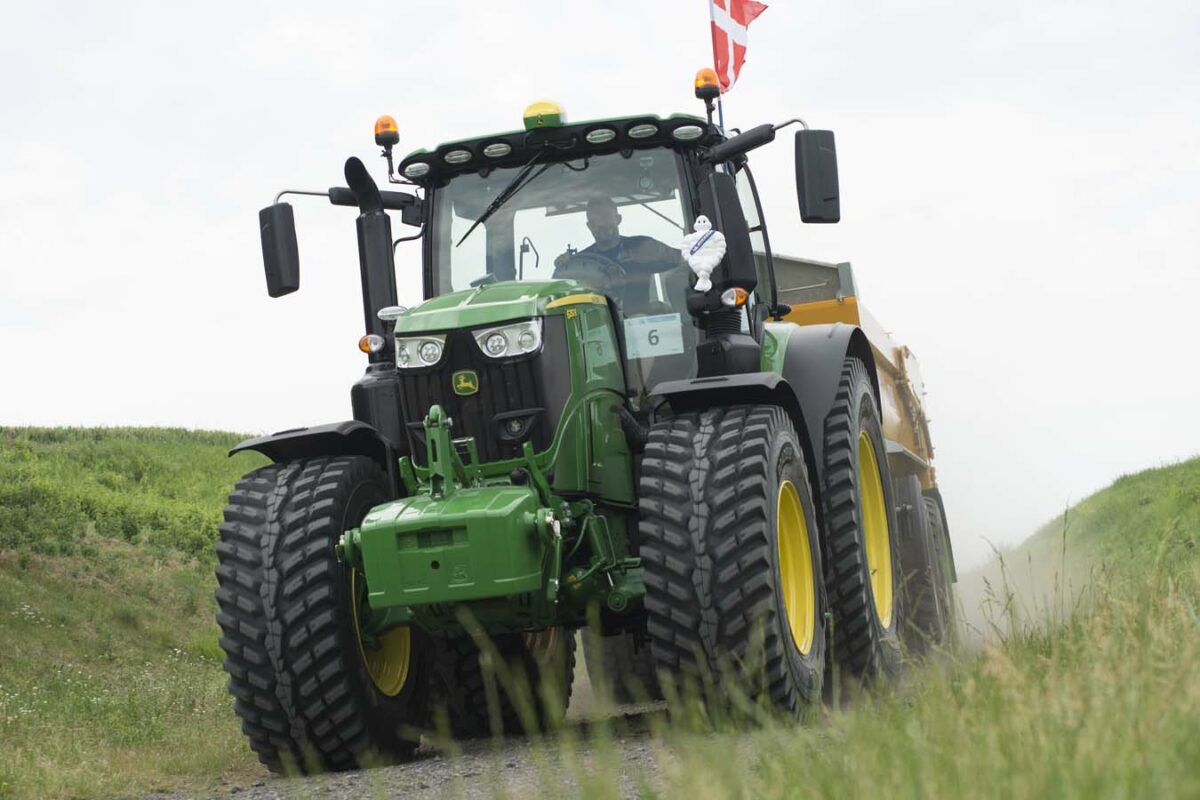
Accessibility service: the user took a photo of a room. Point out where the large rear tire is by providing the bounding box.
[820,357,905,683]
[215,457,430,773]
[433,629,576,738]
[640,405,826,714]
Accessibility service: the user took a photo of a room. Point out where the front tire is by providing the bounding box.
[640,405,826,714]
[215,457,430,773]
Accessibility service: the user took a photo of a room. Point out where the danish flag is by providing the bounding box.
[710,0,769,92]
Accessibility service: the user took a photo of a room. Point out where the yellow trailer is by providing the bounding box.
[775,255,939,493]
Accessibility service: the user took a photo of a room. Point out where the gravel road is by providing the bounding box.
[142,669,670,800]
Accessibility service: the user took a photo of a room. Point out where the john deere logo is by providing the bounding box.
[452,370,479,396]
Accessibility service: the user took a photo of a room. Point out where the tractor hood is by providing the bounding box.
[392,279,600,334]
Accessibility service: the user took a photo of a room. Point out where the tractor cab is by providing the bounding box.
[416,125,703,404]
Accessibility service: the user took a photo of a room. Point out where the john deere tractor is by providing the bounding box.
[216,72,957,772]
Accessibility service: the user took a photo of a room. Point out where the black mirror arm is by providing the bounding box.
[702,118,812,165]
[274,188,329,204]
[772,118,809,133]
[273,187,418,212]
[703,123,776,164]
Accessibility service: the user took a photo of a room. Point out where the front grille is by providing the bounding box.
[396,317,569,465]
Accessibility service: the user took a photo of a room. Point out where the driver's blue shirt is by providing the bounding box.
[582,236,626,261]
[581,235,682,273]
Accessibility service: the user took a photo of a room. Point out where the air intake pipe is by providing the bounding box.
[344,157,400,361]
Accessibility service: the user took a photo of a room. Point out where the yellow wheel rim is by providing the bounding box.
[858,431,894,627]
[776,480,817,655]
[350,570,411,697]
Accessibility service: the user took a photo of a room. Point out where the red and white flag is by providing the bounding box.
[710,0,768,93]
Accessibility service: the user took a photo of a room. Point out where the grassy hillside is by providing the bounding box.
[0,427,266,561]
[958,456,1200,639]
[0,428,267,800]
[1024,457,1200,572]
[1,429,1197,799]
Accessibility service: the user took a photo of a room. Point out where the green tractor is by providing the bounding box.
[216,79,957,772]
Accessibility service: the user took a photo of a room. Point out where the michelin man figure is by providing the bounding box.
[680,215,726,292]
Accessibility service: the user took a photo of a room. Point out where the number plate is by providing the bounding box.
[623,313,685,359]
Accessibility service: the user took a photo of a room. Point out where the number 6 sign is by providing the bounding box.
[624,314,685,359]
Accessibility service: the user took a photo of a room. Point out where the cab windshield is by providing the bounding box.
[431,150,689,303]
[429,148,698,400]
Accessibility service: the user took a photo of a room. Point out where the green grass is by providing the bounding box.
[1,428,1197,799]
[0,428,267,800]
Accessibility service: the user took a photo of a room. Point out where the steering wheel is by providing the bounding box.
[554,251,627,290]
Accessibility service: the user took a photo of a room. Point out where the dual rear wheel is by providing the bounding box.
[638,356,911,714]
[639,405,827,712]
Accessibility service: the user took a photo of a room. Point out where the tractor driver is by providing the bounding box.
[553,196,685,279]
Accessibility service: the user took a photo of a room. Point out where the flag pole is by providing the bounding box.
[707,0,726,133]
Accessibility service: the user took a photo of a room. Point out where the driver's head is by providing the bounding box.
[585,196,622,250]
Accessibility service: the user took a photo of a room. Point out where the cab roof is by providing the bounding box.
[398,113,720,186]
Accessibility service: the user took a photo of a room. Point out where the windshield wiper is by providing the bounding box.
[456,149,551,248]
[638,201,684,231]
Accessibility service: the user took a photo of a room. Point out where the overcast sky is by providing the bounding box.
[2,0,1197,567]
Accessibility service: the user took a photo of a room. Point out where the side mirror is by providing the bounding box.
[697,171,757,293]
[258,203,300,297]
[795,130,840,223]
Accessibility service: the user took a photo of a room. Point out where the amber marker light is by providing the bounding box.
[358,334,385,354]
[720,287,750,307]
[694,68,721,100]
[374,115,399,147]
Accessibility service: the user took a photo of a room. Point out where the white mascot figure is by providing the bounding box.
[680,215,726,292]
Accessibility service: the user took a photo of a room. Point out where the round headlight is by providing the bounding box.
[418,340,442,364]
[402,162,430,179]
[396,343,411,366]
[517,329,537,351]
[484,332,507,356]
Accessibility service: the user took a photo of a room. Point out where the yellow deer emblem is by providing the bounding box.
[451,370,479,396]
